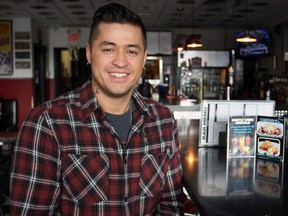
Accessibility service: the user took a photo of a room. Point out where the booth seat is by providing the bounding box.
[0,99,18,132]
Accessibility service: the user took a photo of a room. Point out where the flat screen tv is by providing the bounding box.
[235,29,272,57]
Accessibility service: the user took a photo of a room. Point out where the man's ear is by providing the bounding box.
[86,43,91,64]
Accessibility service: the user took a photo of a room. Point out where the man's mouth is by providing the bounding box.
[110,72,128,78]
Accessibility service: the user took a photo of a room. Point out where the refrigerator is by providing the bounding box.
[177,50,232,103]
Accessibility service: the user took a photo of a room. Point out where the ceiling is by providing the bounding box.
[1,0,288,30]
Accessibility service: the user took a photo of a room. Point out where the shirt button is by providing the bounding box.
[124,197,128,202]
[158,154,162,160]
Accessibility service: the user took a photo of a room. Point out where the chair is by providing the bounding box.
[0,99,18,132]
[0,159,11,216]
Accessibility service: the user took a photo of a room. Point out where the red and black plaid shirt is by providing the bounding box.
[10,80,186,215]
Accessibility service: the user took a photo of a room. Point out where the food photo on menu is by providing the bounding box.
[256,116,285,161]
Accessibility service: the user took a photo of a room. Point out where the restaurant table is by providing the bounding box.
[178,118,288,216]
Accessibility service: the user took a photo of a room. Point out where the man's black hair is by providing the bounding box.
[88,3,147,49]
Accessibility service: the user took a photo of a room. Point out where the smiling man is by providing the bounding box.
[10,3,187,215]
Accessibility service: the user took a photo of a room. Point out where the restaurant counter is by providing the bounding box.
[178,118,288,216]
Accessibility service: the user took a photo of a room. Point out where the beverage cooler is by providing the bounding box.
[177,50,234,103]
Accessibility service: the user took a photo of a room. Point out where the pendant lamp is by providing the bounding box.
[186,34,203,48]
[176,7,185,51]
[185,2,203,49]
[236,0,257,43]
[236,30,257,42]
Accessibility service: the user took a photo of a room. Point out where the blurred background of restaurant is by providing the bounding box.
[1,0,288,131]
[2,1,288,215]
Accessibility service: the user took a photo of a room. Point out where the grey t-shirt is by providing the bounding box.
[105,100,134,144]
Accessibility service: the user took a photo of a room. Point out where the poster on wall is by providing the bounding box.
[0,20,13,75]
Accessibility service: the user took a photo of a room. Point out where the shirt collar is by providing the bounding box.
[80,80,152,121]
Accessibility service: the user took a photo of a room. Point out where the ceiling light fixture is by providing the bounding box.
[236,0,257,43]
[186,34,203,48]
[185,2,203,49]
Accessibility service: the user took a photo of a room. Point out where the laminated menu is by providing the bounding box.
[256,116,285,161]
[227,116,256,157]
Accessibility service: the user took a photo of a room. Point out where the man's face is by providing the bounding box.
[86,23,147,98]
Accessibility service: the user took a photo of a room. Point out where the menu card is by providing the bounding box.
[227,116,256,157]
[256,116,285,161]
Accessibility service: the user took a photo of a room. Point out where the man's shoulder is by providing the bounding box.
[141,98,173,119]
[28,88,83,119]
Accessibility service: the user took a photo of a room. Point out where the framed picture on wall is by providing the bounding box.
[0,20,13,75]
[15,41,30,50]
[15,61,31,69]
[15,51,30,59]
[15,31,30,40]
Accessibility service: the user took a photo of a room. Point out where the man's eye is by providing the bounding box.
[128,50,138,56]
[103,48,113,53]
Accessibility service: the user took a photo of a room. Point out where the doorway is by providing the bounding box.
[54,47,90,97]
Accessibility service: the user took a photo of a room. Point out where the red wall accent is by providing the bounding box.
[0,79,34,130]
[0,78,55,135]
[47,78,55,100]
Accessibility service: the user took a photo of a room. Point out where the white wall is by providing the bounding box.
[1,18,32,79]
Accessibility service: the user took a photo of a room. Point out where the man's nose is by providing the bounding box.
[112,50,128,67]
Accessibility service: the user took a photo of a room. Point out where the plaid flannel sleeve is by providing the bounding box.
[10,111,61,216]
[156,118,187,215]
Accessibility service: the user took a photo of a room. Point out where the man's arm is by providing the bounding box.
[10,112,61,215]
[156,119,187,215]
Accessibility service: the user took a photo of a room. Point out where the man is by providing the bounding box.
[10,3,187,215]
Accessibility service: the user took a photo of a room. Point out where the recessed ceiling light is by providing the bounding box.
[71,11,87,15]
[206,8,222,12]
[46,17,59,20]
[67,5,84,9]
[38,11,55,15]
[61,0,80,2]
[222,19,235,22]
[239,8,255,13]
[201,14,214,17]
[31,5,48,10]
[229,14,244,18]
[251,2,269,7]
[177,0,195,4]
[195,19,206,22]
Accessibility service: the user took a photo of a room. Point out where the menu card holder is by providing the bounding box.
[227,116,256,158]
[226,116,256,197]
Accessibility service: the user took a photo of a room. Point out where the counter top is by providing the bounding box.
[179,118,288,216]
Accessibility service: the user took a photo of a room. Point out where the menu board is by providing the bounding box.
[256,116,285,161]
[227,116,256,157]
